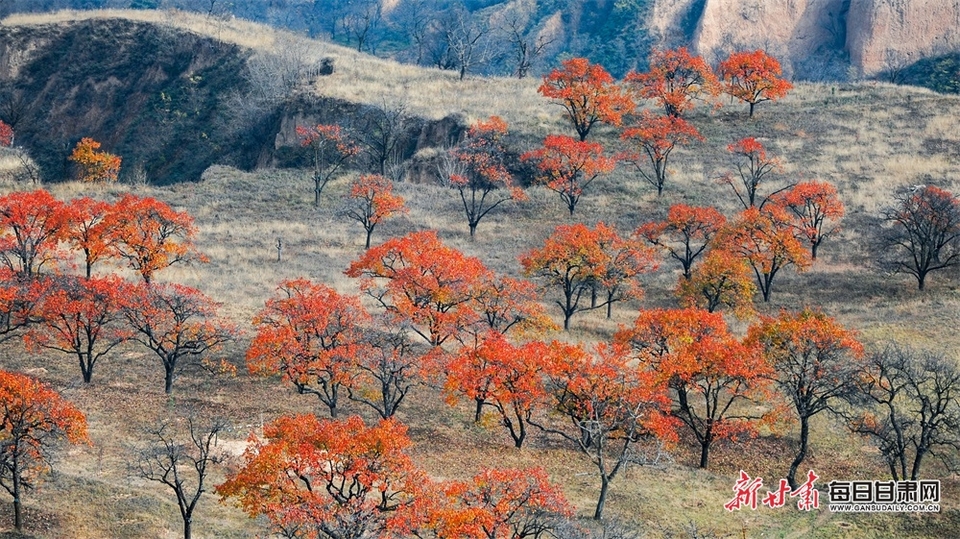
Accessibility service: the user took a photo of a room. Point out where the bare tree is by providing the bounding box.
[390,0,435,65]
[344,0,383,53]
[445,5,491,80]
[355,99,410,176]
[846,344,960,481]
[502,13,553,78]
[136,415,228,539]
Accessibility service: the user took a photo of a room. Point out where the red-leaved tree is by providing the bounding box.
[521,135,616,216]
[342,174,408,249]
[297,124,361,206]
[616,308,771,468]
[0,189,69,277]
[26,275,132,383]
[637,203,725,279]
[217,415,429,539]
[123,282,235,394]
[432,467,573,538]
[346,230,490,347]
[620,111,703,196]
[0,370,88,533]
[718,50,793,118]
[627,47,721,117]
[63,197,114,279]
[0,121,13,147]
[771,180,844,260]
[719,137,785,209]
[441,116,526,238]
[247,278,370,418]
[105,194,205,284]
[537,57,633,141]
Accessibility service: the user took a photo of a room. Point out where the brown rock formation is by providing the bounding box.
[846,0,960,76]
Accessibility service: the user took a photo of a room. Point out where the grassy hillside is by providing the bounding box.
[0,10,960,539]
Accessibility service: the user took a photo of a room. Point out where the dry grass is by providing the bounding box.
[1,10,960,538]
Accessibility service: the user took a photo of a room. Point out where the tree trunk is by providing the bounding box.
[593,475,609,520]
[183,516,192,539]
[787,416,810,489]
[749,102,756,118]
[474,398,484,423]
[12,466,22,533]
[365,227,373,249]
[469,222,477,238]
[699,438,711,469]
[164,365,175,394]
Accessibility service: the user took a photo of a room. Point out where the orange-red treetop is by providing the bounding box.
[627,47,721,117]
[718,49,793,117]
[538,57,634,140]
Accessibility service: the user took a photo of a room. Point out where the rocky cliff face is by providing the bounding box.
[651,0,960,78]
[846,0,960,76]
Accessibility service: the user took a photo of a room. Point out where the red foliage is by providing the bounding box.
[720,137,784,209]
[0,121,14,147]
[296,124,361,205]
[718,50,793,117]
[714,207,810,302]
[217,415,430,539]
[627,47,721,117]
[771,180,844,260]
[445,116,526,237]
[63,197,113,278]
[637,203,725,278]
[620,111,703,195]
[246,278,370,417]
[345,230,491,346]
[616,307,772,468]
[445,331,550,447]
[433,467,573,538]
[122,282,235,394]
[26,275,133,384]
[520,222,655,329]
[104,194,205,283]
[538,57,633,140]
[343,174,408,248]
[0,370,88,532]
[521,134,616,215]
[0,189,69,277]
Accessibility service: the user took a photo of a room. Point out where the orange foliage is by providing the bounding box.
[616,307,771,468]
[246,278,370,417]
[63,197,113,278]
[104,194,205,283]
[0,370,88,532]
[433,467,573,538]
[0,189,69,277]
[0,121,13,147]
[123,282,235,394]
[445,331,550,447]
[540,341,674,519]
[345,230,491,347]
[471,274,557,338]
[26,275,133,384]
[343,174,408,248]
[620,111,703,195]
[627,47,721,117]
[0,269,49,344]
[68,137,121,183]
[520,222,655,329]
[746,309,864,487]
[296,124,361,205]
[217,415,430,539]
[521,134,616,215]
[718,50,793,117]
[676,249,757,317]
[537,57,634,141]
[446,116,526,237]
[637,203,725,278]
[716,207,810,302]
[719,137,783,209]
[771,180,844,260]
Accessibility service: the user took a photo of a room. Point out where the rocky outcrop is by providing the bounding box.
[650,0,960,78]
[846,0,960,76]
[693,0,847,74]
